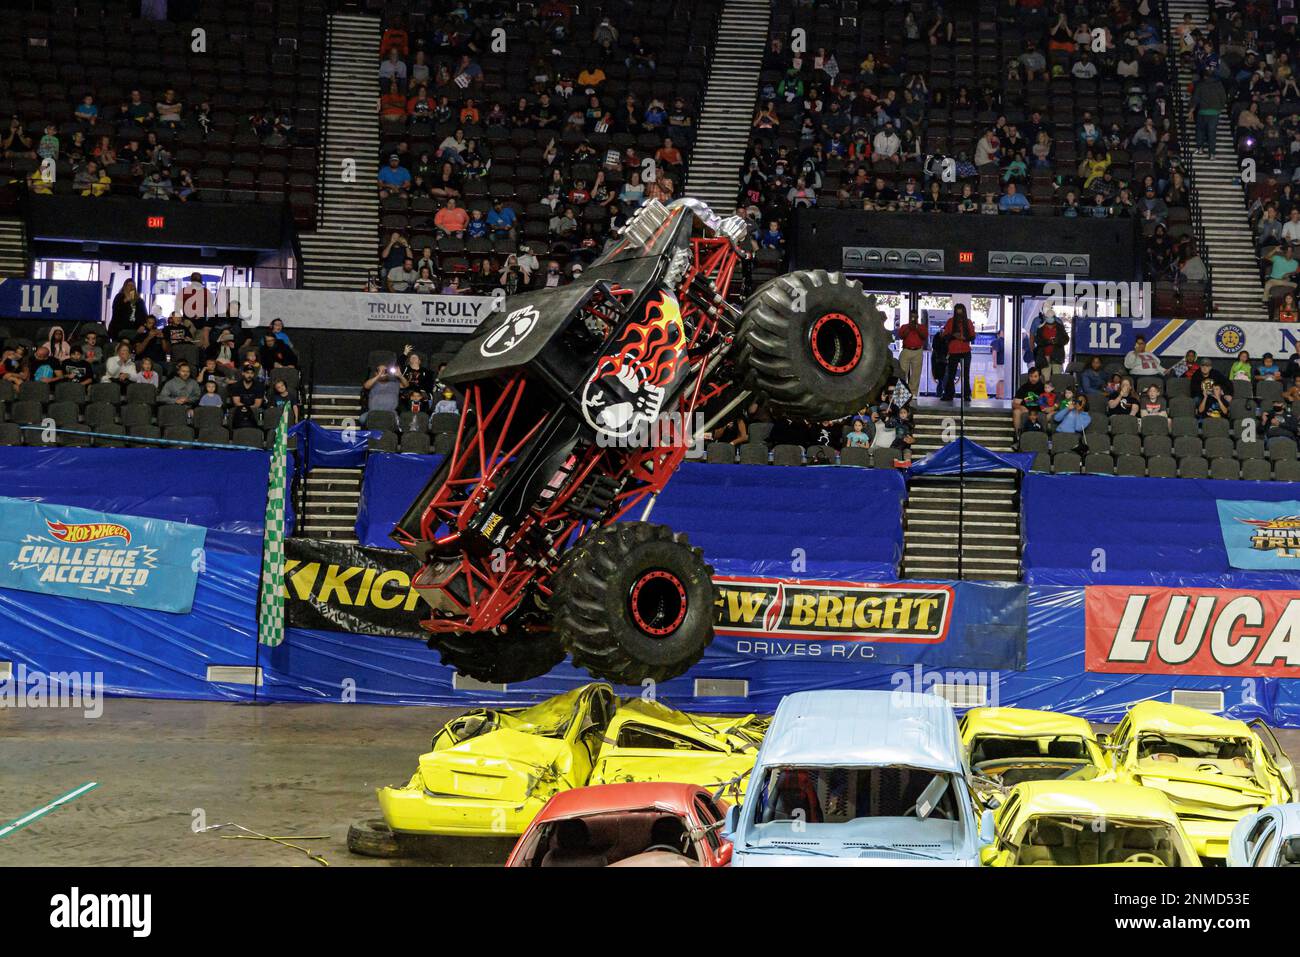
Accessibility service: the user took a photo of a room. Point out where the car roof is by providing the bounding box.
[535,782,704,820]
[1126,700,1252,737]
[963,707,1096,740]
[1269,802,1300,837]
[1009,781,1181,824]
[758,691,963,772]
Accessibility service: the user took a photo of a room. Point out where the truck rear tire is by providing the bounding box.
[736,270,890,419]
[429,629,566,684]
[551,522,717,685]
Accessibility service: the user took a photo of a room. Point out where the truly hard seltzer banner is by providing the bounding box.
[254,289,498,333]
[0,497,207,614]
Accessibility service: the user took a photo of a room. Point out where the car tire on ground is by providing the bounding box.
[736,269,890,419]
[551,521,717,685]
[346,818,406,859]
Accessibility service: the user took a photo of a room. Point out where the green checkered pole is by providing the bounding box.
[257,409,290,647]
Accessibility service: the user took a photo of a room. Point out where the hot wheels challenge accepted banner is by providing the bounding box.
[0,496,207,614]
[1086,585,1300,678]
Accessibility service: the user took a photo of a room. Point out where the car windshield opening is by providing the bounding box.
[1012,816,1184,866]
[751,765,960,826]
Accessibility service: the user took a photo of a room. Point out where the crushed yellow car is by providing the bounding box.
[982,780,1201,867]
[375,683,768,839]
[959,707,1107,810]
[1103,701,1296,862]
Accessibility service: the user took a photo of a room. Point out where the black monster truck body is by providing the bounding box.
[390,198,889,685]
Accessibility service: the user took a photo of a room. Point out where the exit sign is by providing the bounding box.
[147,216,165,229]
[958,250,974,264]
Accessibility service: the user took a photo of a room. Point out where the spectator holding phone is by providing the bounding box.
[1053,394,1092,433]
[362,362,406,426]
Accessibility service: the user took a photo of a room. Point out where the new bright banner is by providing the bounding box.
[1217,499,1300,570]
[283,538,1026,671]
[1086,585,1300,679]
[0,496,207,614]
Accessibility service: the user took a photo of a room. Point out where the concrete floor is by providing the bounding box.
[2,698,1298,867]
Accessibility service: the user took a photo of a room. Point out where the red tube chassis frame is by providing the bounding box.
[390,235,743,639]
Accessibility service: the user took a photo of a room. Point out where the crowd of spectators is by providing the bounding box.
[737,0,1199,289]
[1,278,299,449]
[367,0,714,294]
[1207,1,1300,316]
[0,3,322,219]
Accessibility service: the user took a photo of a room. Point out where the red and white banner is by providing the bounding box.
[1086,585,1300,678]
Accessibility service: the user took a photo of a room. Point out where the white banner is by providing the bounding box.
[253,289,498,334]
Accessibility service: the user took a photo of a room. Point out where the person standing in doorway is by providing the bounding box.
[895,311,928,395]
[940,304,975,402]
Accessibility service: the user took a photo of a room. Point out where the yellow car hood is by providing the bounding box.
[1135,771,1269,816]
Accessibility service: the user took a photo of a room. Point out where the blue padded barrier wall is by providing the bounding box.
[1022,473,1300,588]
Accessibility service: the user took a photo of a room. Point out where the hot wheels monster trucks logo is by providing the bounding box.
[480,304,539,358]
[582,291,687,439]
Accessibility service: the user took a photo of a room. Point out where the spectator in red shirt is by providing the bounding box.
[895,312,928,394]
[940,304,976,402]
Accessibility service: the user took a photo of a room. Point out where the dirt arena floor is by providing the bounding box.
[3,698,1298,867]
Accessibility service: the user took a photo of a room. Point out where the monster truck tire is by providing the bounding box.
[551,522,717,685]
[736,270,890,419]
[429,629,566,684]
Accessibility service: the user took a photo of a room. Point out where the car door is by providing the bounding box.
[1247,719,1297,802]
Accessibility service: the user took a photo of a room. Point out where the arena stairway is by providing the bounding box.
[901,406,1021,582]
[298,386,364,542]
[683,0,772,214]
[298,12,382,291]
[0,216,28,276]
[1168,0,1266,322]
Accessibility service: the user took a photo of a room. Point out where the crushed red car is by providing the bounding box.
[504,781,734,867]
[391,198,889,685]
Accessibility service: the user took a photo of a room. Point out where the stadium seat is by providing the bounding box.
[1274,459,1300,482]
[805,445,834,464]
[233,427,267,449]
[1049,432,1079,453]
[121,403,153,429]
[839,446,871,467]
[9,400,43,425]
[1204,437,1235,459]
[1051,451,1081,473]
[1179,457,1209,479]
[368,430,398,453]
[772,444,804,467]
[1084,452,1114,475]
[1268,438,1299,461]
[193,406,226,433]
[93,424,127,447]
[1141,434,1172,457]
[53,381,87,405]
[1030,452,1051,473]
[1236,440,1265,460]
[156,405,190,430]
[46,401,79,426]
[399,431,431,454]
[197,427,232,446]
[163,426,196,444]
[127,425,161,446]
[126,383,158,406]
[430,413,460,434]
[432,432,455,455]
[399,411,430,434]
[366,410,398,433]
[88,382,121,405]
[1210,459,1241,480]
[22,381,51,405]
[706,441,736,463]
[1201,418,1230,439]
[737,442,769,465]
[1139,416,1169,437]
[1115,454,1146,477]
[1018,431,1048,453]
[1109,416,1140,435]
[0,422,21,445]
[1111,433,1142,457]
[1173,435,1202,459]
[1242,459,1272,481]
[1169,416,1199,437]
[1146,456,1177,478]
[870,448,900,470]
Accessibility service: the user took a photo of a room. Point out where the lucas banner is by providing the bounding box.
[1085,585,1300,678]
[0,496,207,614]
[254,288,498,334]
[1217,499,1300,570]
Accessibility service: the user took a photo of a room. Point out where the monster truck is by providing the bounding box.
[390,198,889,685]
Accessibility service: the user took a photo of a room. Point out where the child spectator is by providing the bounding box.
[1230,351,1254,383]
[198,379,224,409]
[1140,384,1167,418]
[132,356,160,387]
